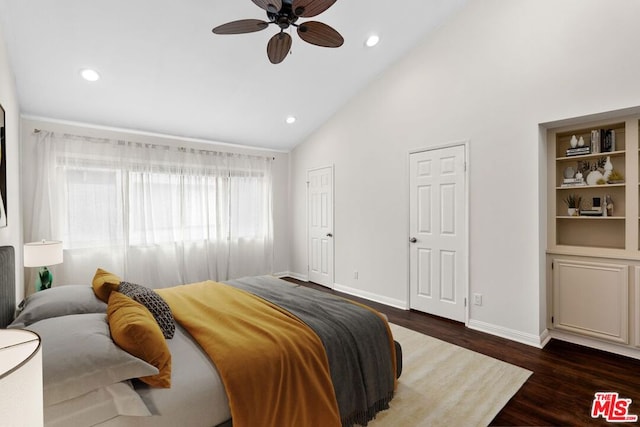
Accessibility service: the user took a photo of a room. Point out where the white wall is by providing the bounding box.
[290,0,640,345]
[21,117,290,290]
[0,21,23,302]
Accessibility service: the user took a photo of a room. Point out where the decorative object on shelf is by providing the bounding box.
[578,136,585,147]
[605,194,614,217]
[579,197,604,216]
[24,240,63,291]
[577,160,591,177]
[563,194,582,216]
[581,156,607,185]
[586,170,604,185]
[563,166,575,179]
[561,165,586,187]
[603,156,613,180]
[570,135,578,148]
[607,169,624,184]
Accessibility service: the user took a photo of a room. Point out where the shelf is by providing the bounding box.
[556,216,624,220]
[556,150,625,161]
[556,183,625,190]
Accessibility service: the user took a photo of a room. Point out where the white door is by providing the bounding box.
[308,166,334,287]
[409,145,467,322]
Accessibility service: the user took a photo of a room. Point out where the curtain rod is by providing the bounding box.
[33,128,275,161]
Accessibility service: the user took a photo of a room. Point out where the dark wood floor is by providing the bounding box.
[285,278,640,426]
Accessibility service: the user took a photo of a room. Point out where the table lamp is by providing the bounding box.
[24,240,63,292]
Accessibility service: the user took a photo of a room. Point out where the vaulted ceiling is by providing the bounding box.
[0,0,467,151]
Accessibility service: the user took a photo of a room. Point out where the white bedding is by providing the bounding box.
[12,278,397,427]
[96,324,230,427]
[10,285,231,427]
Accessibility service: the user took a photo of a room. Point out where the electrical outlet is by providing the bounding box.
[353,271,359,280]
[473,293,483,306]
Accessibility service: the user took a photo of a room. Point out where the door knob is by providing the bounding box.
[326,233,333,237]
[409,237,417,243]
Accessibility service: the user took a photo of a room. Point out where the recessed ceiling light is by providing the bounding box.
[365,34,380,47]
[80,68,100,82]
[365,34,380,48]
[286,116,296,124]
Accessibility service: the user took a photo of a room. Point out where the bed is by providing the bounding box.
[4,261,400,427]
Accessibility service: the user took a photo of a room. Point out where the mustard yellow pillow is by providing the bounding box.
[92,268,121,303]
[107,292,172,388]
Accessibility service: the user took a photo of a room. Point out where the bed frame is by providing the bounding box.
[0,245,15,328]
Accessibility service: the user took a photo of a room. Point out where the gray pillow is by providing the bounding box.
[118,281,175,339]
[10,285,107,328]
[26,313,159,406]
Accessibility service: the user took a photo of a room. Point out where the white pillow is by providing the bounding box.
[44,381,151,427]
[26,313,159,406]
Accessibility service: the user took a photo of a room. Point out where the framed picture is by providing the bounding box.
[0,103,6,228]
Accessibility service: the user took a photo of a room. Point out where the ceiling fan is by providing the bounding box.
[212,0,344,64]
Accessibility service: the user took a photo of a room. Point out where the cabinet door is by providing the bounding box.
[553,259,628,344]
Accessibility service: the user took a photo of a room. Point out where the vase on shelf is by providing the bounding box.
[605,195,613,217]
[570,135,578,148]
[568,208,577,216]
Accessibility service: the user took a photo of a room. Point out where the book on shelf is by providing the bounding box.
[600,129,615,152]
[563,178,584,184]
[560,177,585,187]
[591,128,616,153]
[580,209,603,216]
[566,146,591,156]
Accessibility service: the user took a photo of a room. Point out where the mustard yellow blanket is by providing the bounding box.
[157,281,341,427]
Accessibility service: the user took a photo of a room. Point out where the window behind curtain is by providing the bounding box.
[62,163,270,248]
[32,131,274,286]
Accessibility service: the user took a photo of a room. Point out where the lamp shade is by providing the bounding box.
[24,240,63,267]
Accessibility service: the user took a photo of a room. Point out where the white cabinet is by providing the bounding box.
[552,259,628,344]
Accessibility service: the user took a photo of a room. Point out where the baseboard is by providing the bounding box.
[468,319,549,348]
[539,328,552,348]
[333,283,408,310]
[550,330,640,361]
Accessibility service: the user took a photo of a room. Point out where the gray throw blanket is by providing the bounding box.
[224,276,395,427]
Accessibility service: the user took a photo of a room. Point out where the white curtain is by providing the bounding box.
[29,131,273,288]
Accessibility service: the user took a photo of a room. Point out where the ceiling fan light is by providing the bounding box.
[286,116,296,124]
[80,68,100,82]
[365,34,380,48]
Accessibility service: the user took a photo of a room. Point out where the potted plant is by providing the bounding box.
[563,194,582,216]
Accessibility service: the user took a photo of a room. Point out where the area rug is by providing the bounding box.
[365,323,532,427]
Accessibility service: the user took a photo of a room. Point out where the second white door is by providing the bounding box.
[409,145,467,322]
[308,166,334,288]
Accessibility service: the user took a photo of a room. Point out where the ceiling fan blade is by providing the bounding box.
[297,21,343,47]
[292,0,336,17]
[267,32,292,64]
[212,19,269,35]
[252,0,283,13]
